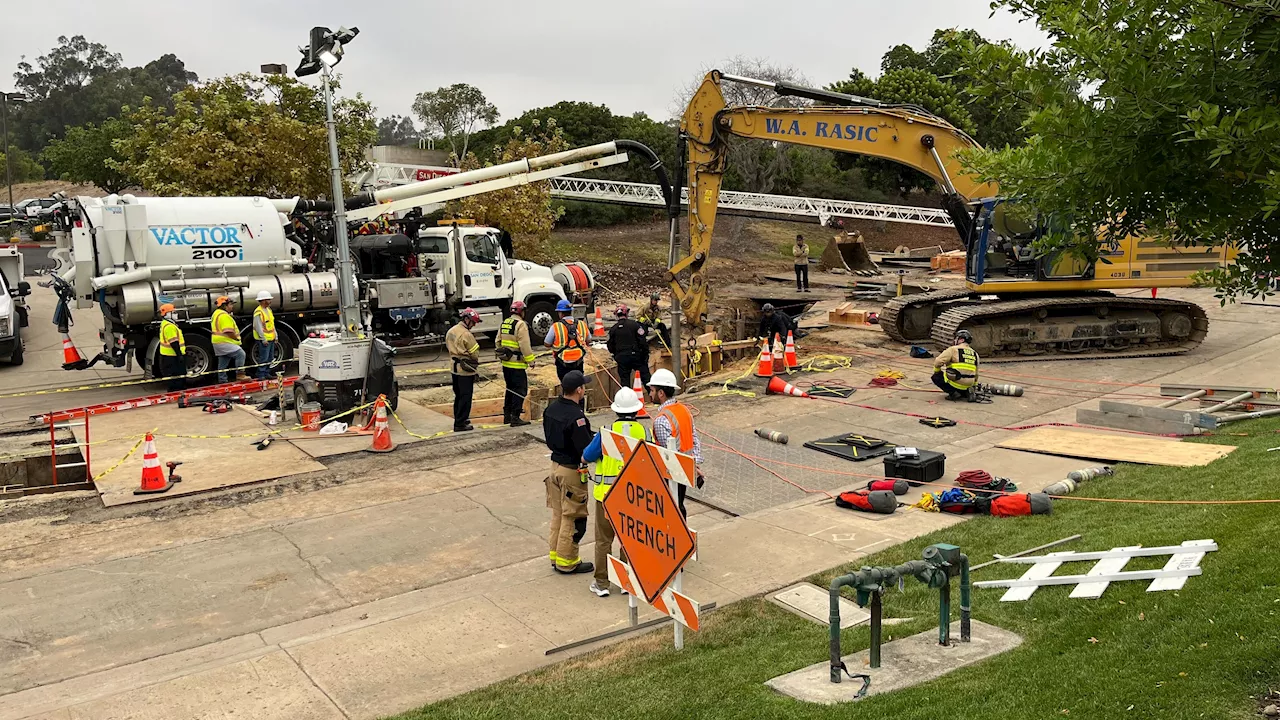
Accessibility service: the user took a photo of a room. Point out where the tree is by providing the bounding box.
[957,0,1280,299]
[113,74,376,198]
[411,84,499,165]
[881,44,928,73]
[41,118,134,193]
[453,120,568,258]
[376,115,420,146]
[0,148,43,183]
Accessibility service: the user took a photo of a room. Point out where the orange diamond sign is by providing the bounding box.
[602,441,696,603]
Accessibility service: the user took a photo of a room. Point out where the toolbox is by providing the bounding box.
[882,449,946,486]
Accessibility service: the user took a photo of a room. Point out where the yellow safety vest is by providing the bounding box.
[594,419,649,502]
[498,316,534,370]
[253,306,276,341]
[211,308,238,344]
[159,319,185,357]
[945,346,979,390]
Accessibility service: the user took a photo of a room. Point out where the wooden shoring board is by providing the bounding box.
[996,428,1235,467]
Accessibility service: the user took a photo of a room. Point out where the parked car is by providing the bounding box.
[13,198,41,218]
[0,205,16,223]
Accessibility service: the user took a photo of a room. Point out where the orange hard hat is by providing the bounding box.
[215,295,232,306]
[159,303,176,314]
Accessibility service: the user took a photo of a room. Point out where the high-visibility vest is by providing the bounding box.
[945,346,979,390]
[211,308,238,345]
[551,318,587,363]
[253,306,276,341]
[498,316,534,370]
[656,402,695,453]
[594,419,649,502]
[159,319,185,357]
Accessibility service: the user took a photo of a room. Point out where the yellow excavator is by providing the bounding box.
[674,70,1235,360]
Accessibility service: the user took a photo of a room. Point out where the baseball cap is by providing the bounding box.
[561,370,592,394]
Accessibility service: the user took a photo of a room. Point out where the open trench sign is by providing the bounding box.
[601,438,696,604]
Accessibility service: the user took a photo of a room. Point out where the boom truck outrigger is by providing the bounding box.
[47,140,677,414]
[676,71,1236,360]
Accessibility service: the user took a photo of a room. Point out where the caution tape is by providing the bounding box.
[0,357,289,400]
[92,432,150,483]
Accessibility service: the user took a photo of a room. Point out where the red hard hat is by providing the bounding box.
[615,304,630,318]
[460,307,481,323]
[510,301,526,313]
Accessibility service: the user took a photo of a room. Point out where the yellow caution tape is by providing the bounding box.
[92,432,151,483]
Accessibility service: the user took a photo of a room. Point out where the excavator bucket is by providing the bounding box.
[819,233,878,274]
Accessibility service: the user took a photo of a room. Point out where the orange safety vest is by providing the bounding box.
[552,318,588,363]
[657,402,695,453]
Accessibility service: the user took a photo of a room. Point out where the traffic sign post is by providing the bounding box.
[601,431,701,647]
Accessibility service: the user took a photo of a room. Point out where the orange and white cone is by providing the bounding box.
[631,371,649,418]
[772,334,786,373]
[134,433,174,495]
[60,333,87,370]
[767,376,810,398]
[755,339,775,378]
[784,331,799,370]
[593,307,607,338]
[366,395,396,453]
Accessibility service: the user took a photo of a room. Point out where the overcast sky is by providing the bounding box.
[2,0,1048,124]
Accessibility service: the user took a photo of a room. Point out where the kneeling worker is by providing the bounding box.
[542,369,596,575]
[581,387,651,597]
[931,329,979,400]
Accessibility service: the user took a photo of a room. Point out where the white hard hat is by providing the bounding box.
[649,368,679,391]
[256,291,273,301]
[611,387,643,414]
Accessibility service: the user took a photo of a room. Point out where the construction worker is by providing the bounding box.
[210,296,246,384]
[606,304,649,391]
[932,329,980,401]
[636,292,669,348]
[581,386,651,597]
[794,234,810,292]
[542,369,595,575]
[447,307,482,432]
[497,301,535,427]
[252,290,276,379]
[758,303,799,342]
[157,303,187,392]
[544,299,589,381]
[648,368,706,518]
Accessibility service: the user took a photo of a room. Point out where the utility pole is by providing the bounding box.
[1,91,28,217]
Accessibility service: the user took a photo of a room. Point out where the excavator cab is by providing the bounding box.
[966,199,1094,284]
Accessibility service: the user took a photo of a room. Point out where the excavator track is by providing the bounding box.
[880,289,976,343]
[930,295,1209,362]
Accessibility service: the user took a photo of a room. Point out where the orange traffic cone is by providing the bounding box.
[772,334,786,373]
[767,376,810,398]
[134,433,174,495]
[366,395,396,453]
[593,307,607,338]
[755,339,775,378]
[631,371,650,418]
[60,333,87,370]
[784,331,799,370]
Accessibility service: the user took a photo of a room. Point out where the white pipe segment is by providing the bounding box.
[365,141,620,204]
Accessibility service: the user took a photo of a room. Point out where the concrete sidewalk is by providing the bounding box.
[1,288,1275,720]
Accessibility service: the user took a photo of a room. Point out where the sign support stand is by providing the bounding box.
[670,474,684,650]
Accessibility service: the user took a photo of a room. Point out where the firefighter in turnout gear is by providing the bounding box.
[497,301,535,426]
[446,308,482,431]
[606,304,650,390]
[580,387,652,597]
[157,303,187,392]
[648,368,706,518]
[932,329,980,400]
[545,300,590,381]
[541,370,596,575]
[635,292,670,348]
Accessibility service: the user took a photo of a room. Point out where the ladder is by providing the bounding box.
[351,163,954,228]
[1077,385,1280,435]
[48,413,91,486]
[975,540,1216,601]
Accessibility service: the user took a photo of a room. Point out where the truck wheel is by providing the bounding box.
[8,326,23,366]
[183,333,215,384]
[293,384,313,425]
[249,333,295,377]
[526,300,556,341]
[388,380,400,412]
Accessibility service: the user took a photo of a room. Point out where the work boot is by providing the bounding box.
[509,418,530,427]
[454,424,474,432]
[589,581,610,597]
[555,561,594,575]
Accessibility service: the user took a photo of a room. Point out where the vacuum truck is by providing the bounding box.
[45,142,643,383]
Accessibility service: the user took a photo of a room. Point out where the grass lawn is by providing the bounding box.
[395,420,1280,720]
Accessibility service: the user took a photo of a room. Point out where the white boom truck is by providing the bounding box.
[0,246,31,365]
[46,142,667,398]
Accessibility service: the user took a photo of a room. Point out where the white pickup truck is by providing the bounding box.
[0,246,31,365]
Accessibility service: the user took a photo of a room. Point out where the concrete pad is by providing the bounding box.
[278,490,542,604]
[943,446,1091,493]
[456,469,556,538]
[24,650,344,720]
[286,595,550,720]
[280,400,454,459]
[766,620,1022,704]
[76,404,325,507]
[685,518,857,597]
[770,582,869,628]
[0,528,347,695]
[237,469,463,523]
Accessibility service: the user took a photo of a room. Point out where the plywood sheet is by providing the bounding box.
[280,400,455,459]
[996,427,1235,467]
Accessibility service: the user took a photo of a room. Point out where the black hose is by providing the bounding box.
[615,139,678,218]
